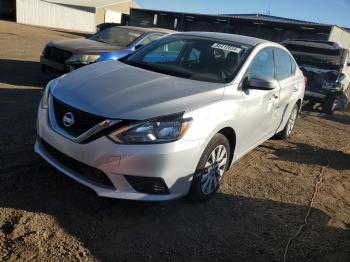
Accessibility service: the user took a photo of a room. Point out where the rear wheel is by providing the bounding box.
[323,96,337,114]
[275,104,298,139]
[189,133,230,201]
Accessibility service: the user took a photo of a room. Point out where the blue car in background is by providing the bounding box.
[40,26,172,76]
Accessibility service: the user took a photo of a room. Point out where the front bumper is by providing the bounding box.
[35,105,204,201]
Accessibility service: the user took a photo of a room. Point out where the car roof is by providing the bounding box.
[118,26,174,33]
[171,31,271,46]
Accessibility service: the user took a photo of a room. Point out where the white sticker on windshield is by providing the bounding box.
[211,43,242,53]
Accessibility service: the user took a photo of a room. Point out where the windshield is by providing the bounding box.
[89,27,142,47]
[122,35,252,83]
[284,43,346,70]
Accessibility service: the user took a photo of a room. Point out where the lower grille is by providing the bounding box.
[39,137,114,189]
[125,175,170,195]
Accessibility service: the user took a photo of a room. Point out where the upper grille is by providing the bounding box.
[44,46,72,63]
[52,97,106,137]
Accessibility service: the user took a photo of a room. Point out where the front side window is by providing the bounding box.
[275,48,293,80]
[123,35,252,83]
[89,27,142,47]
[248,48,275,80]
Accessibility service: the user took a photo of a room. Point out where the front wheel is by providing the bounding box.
[275,104,298,139]
[189,133,230,201]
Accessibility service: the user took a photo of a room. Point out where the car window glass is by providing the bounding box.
[138,33,164,46]
[290,56,296,75]
[124,35,252,83]
[275,48,293,80]
[143,40,185,63]
[248,48,275,79]
[188,48,200,61]
[89,27,142,47]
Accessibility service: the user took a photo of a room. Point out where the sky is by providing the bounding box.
[135,0,350,28]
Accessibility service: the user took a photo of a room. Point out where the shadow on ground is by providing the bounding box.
[321,113,350,125]
[1,164,350,262]
[0,59,48,87]
[260,142,350,171]
[301,100,350,125]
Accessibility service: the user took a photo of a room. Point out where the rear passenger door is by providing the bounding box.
[273,48,300,132]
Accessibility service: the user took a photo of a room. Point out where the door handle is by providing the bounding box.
[269,94,279,101]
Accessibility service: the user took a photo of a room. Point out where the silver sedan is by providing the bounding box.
[35,32,305,201]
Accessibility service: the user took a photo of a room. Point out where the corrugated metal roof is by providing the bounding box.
[221,13,330,26]
[43,0,132,8]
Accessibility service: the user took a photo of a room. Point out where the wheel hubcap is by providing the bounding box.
[287,108,297,136]
[200,145,228,195]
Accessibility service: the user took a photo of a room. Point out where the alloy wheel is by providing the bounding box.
[286,107,298,136]
[200,145,228,195]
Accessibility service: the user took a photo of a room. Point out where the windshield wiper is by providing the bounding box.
[95,39,109,44]
[125,61,192,78]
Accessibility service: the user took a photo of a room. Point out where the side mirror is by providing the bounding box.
[245,76,278,90]
[134,44,144,50]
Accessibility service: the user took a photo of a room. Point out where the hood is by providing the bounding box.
[52,61,225,120]
[51,38,123,54]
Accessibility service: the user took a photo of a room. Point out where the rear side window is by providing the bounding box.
[274,48,293,80]
[248,48,275,79]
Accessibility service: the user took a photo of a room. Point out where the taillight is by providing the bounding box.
[304,76,308,88]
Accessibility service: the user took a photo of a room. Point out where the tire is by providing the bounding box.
[189,133,230,201]
[323,97,337,114]
[275,104,298,140]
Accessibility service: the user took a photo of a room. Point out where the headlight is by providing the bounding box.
[108,115,192,144]
[65,54,101,64]
[41,76,62,109]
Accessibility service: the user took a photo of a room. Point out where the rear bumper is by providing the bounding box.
[305,90,349,108]
[304,90,326,100]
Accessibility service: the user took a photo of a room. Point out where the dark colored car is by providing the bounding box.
[282,39,350,114]
[40,26,172,76]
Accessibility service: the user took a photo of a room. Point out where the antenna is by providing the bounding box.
[267,0,272,15]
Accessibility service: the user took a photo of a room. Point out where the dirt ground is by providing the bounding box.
[0,20,349,262]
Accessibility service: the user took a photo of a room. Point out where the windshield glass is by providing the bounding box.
[284,43,345,70]
[122,35,252,83]
[90,27,142,47]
